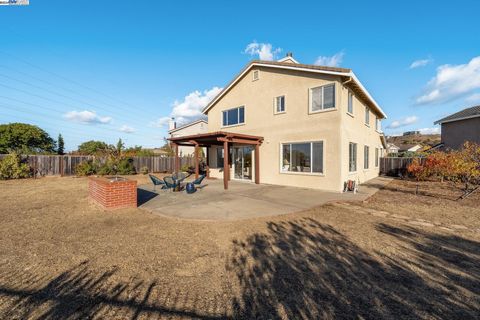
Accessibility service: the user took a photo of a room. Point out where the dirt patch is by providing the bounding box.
[0,177,479,319]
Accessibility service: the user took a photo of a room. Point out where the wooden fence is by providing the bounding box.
[380,157,426,177]
[0,155,196,177]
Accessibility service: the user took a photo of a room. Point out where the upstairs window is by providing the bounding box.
[375,117,381,131]
[275,96,286,113]
[222,106,245,126]
[365,106,370,125]
[348,92,353,114]
[310,84,335,113]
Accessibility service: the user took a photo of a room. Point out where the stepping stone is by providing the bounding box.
[450,224,468,230]
[391,214,410,220]
[370,211,389,218]
[409,220,435,227]
[438,226,454,232]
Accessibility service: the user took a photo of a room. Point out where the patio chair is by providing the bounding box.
[191,174,206,186]
[172,172,192,185]
[163,176,177,190]
[149,174,167,191]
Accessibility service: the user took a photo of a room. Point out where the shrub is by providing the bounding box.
[116,157,136,175]
[140,166,149,174]
[0,152,32,180]
[75,159,98,176]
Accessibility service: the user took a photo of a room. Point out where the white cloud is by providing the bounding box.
[119,125,135,133]
[418,127,441,135]
[153,86,223,128]
[409,58,432,69]
[386,116,419,129]
[314,51,345,67]
[244,41,282,61]
[466,92,480,103]
[152,116,171,128]
[416,56,480,104]
[64,110,112,124]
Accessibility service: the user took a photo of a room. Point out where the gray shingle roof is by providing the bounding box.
[434,105,480,124]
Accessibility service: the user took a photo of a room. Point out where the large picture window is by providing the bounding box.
[349,142,357,172]
[281,141,324,174]
[222,106,245,126]
[310,84,335,112]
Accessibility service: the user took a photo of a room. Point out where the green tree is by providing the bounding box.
[57,134,65,155]
[115,138,125,156]
[77,140,110,155]
[0,123,56,154]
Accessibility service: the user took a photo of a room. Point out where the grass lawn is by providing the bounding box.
[0,176,479,319]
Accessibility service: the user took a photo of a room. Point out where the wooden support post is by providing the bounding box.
[194,144,199,179]
[223,140,229,190]
[255,144,260,184]
[174,143,179,173]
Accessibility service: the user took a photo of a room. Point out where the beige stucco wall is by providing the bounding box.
[441,117,480,150]
[339,87,384,187]
[170,121,208,156]
[206,66,384,192]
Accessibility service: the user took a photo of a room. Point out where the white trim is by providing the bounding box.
[279,140,326,176]
[274,95,286,114]
[221,106,245,127]
[202,62,387,118]
[309,83,336,114]
[434,114,480,124]
[277,56,300,64]
[168,119,207,134]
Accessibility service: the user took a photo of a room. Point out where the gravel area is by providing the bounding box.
[0,176,478,319]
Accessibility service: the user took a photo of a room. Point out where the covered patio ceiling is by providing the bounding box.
[168,131,264,190]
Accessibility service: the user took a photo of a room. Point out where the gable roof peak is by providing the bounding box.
[277,52,299,64]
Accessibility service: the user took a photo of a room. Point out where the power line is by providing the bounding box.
[0,49,162,116]
[0,71,152,127]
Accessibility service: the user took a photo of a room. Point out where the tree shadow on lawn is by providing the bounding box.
[0,261,228,319]
[228,218,480,319]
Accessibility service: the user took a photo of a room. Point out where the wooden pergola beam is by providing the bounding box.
[223,140,229,190]
[217,137,261,145]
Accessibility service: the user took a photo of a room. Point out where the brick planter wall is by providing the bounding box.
[88,176,137,210]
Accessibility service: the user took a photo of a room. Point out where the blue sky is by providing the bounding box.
[1,0,479,151]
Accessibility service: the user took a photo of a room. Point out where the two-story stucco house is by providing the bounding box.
[170,55,387,192]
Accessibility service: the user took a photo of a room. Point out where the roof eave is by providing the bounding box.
[202,61,387,119]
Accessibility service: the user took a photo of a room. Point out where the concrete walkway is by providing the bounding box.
[138,176,392,221]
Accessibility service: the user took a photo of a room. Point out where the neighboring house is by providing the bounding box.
[386,143,400,155]
[170,54,387,192]
[397,144,422,153]
[434,105,480,150]
[168,119,208,156]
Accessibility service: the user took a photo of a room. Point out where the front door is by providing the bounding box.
[233,146,253,180]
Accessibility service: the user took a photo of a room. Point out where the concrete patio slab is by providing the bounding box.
[138,176,392,221]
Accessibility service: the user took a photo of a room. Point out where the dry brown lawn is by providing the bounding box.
[0,176,479,319]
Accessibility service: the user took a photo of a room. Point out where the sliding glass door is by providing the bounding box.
[233,146,253,180]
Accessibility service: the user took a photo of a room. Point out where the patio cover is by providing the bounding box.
[169,131,264,190]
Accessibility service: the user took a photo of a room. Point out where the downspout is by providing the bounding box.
[342,76,353,86]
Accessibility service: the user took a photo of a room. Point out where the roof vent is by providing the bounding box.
[277,52,299,64]
[286,52,293,57]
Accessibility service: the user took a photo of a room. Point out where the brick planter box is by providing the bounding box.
[88,176,137,210]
